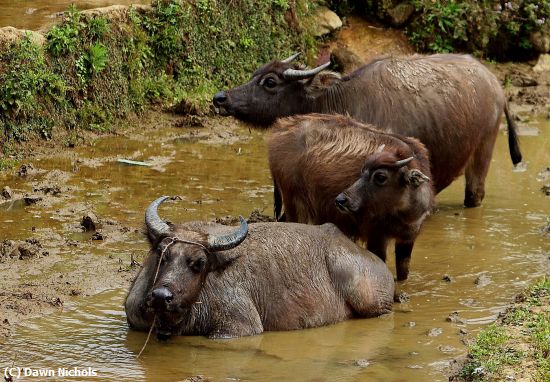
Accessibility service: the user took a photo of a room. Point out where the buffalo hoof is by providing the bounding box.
[464,191,483,208]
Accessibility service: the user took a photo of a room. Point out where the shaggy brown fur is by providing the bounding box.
[214,54,522,207]
[269,114,434,280]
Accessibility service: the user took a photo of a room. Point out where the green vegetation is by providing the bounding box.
[0,0,311,155]
[406,0,550,59]
[328,0,550,59]
[458,278,549,382]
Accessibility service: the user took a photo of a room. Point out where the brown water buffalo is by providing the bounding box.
[125,196,394,339]
[269,114,434,280]
[213,53,522,207]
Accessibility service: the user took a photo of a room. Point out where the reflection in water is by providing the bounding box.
[0,0,151,30]
[0,118,548,381]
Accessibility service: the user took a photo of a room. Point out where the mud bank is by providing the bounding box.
[0,0,308,157]
[448,279,549,382]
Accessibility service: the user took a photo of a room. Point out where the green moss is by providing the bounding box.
[459,278,550,382]
[0,158,17,171]
[0,0,310,153]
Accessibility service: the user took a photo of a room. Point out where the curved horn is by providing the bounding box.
[208,216,248,252]
[395,157,414,167]
[145,196,171,239]
[281,52,300,63]
[283,61,331,80]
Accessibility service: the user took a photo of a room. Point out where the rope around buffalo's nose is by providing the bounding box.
[136,237,176,358]
[136,237,209,358]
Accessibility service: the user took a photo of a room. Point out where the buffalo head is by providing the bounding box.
[212,53,336,125]
[335,152,432,223]
[144,196,248,339]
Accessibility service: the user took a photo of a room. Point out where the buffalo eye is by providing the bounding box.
[372,170,388,186]
[262,77,277,89]
[188,257,206,273]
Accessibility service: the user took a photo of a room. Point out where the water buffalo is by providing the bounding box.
[269,114,434,280]
[125,196,395,339]
[213,53,522,207]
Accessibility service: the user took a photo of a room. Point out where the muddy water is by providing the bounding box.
[0,0,150,30]
[0,116,549,381]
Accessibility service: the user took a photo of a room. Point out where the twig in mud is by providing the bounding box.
[130,252,141,268]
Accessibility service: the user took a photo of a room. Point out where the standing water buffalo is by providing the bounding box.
[125,196,394,339]
[269,114,434,280]
[213,53,522,207]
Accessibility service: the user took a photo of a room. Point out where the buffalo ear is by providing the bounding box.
[406,169,430,187]
[207,251,242,271]
[304,71,342,94]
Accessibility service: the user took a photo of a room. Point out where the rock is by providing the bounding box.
[81,213,100,231]
[459,328,469,335]
[331,47,365,74]
[309,6,343,37]
[16,163,35,177]
[542,183,550,196]
[353,359,371,368]
[387,3,415,27]
[91,231,104,241]
[475,274,492,287]
[530,24,550,53]
[33,184,61,195]
[0,26,45,47]
[442,274,452,282]
[17,239,43,260]
[1,186,13,199]
[511,75,538,87]
[427,327,443,337]
[533,54,550,72]
[394,290,410,303]
[438,345,456,353]
[177,376,210,382]
[537,167,550,181]
[446,311,464,324]
[0,240,17,259]
[404,321,416,327]
[23,195,42,205]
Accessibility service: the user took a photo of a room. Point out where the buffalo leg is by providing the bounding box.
[209,296,263,338]
[326,248,394,317]
[395,241,414,281]
[366,232,388,262]
[464,129,498,207]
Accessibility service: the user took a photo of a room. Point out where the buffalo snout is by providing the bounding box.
[213,91,227,106]
[335,194,350,211]
[151,287,173,310]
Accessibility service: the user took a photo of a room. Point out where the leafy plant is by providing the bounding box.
[76,43,109,85]
[86,17,110,41]
[46,5,84,56]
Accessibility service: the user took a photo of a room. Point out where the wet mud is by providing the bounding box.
[0,14,549,382]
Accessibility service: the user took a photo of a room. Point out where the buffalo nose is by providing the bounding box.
[152,287,173,303]
[213,91,227,106]
[335,194,348,209]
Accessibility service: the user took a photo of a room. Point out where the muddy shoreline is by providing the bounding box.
[0,17,549,382]
[1,63,548,338]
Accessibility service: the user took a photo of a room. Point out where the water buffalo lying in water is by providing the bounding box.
[125,196,394,339]
[269,114,434,280]
[213,53,522,207]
